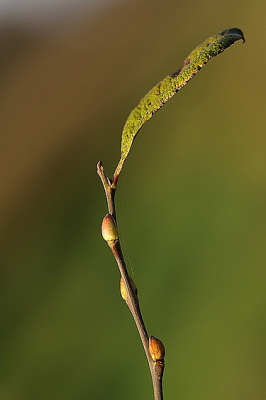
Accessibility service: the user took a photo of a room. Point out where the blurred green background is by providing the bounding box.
[1,0,265,399]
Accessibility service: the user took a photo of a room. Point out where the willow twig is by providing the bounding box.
[97,161,165,400]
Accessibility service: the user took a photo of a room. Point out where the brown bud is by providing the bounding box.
[120,276,138,301]
[101,214,119,242]
[149,336,165,363]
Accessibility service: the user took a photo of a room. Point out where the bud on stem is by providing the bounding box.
[101,214,119,242]
[149,336,165,365]
[120,276,138,302]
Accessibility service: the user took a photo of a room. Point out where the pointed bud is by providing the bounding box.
[120,276,138,301]
[101,214,119,242]
[149,336,165,363]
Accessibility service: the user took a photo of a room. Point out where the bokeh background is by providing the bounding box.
[0,0,265,399]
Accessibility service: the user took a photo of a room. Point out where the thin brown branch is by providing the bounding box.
[97,161,117,218]
[97,161,165,400]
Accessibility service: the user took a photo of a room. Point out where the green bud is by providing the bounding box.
[120,276,138,301]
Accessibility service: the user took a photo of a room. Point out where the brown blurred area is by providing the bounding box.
[0,0,198,251]
[0,1,139,243]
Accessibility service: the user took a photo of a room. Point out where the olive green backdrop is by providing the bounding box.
[1,0,265,399]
